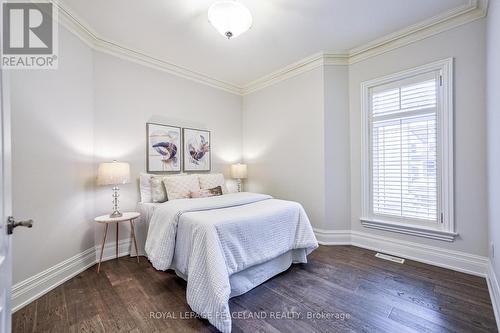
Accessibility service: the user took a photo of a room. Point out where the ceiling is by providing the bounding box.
[62,0,469,87]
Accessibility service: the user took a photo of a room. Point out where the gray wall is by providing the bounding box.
[242,67,327,228]
[487,0,500,277]
[242,65,351,231]
[10,27,95,284]
[349,19,488,256]
[243,19,488,257]
[92,51,242,246]
[324,66,350,231]
[10,27,243,285]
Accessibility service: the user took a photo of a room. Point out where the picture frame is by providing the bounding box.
[183,128,211,172]
[146,122,182,172]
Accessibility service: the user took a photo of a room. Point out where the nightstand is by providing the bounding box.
[94,212,141,273]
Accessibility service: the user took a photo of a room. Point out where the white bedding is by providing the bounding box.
[145,192,318,333]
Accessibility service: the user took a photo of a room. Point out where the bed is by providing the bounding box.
[141,192,318,333]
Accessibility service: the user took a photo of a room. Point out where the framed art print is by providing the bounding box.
[183,128,211,171]
[146,123,181,172]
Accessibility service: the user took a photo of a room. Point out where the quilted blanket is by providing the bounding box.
[145,192,318,332]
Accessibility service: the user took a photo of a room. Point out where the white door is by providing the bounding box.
[0,62,13,331]
[0,0,13,327]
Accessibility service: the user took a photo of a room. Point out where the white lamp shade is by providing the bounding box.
[208,1,252,39]
[231,163,247,179]
[97,161,130,185]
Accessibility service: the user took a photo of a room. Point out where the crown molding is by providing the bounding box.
[52,0,488,96]
[53,1,243,95]
[242,52,349,95]
[347,0,488,64]
[243,0,488,94]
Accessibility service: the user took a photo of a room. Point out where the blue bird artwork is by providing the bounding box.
[188,135,210,165]
[152,141,178,162]
[148,126,180,172]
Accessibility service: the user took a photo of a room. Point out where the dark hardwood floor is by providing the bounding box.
[13,246,498,333]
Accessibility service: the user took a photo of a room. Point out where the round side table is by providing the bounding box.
[94,212,141,273]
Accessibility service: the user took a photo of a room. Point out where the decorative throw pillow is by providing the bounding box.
[139,172,187,202]
[197,173,228,194]
[139,173,155,203]
[150,177,167,203]
[163,174,200,200]
[190,186,223,198]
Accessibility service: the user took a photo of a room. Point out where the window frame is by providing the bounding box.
[360,58,456,242]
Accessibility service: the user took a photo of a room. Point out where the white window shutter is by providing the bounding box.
[370,74,438,222]
[361,58,455,241]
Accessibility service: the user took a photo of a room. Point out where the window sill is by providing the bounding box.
[360,218,458,242]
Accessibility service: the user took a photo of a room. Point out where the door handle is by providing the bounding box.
[7,216,33,235]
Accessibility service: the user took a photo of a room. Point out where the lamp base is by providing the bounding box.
[109,186,122,218]
[109,211,123,218]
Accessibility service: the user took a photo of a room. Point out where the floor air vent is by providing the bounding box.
[375,252,405,264]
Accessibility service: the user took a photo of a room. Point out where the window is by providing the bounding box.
[361,59,456,241]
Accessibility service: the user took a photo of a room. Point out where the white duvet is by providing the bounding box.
[145,192,318,332]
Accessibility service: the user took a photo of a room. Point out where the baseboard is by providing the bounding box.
[12,247,96,312]
[313,228,351,245]
[12,238,138,313]
[313,229,488,277]
[487,261,500,331]
[350,230,488,277]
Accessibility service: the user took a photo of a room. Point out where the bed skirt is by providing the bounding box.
[174,248,308,298]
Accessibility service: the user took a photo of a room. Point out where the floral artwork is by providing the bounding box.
[147,123,181,172]
[183,128,211,171]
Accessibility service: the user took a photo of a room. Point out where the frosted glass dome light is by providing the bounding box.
[208,1,252,39]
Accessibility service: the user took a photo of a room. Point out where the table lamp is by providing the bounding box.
[231,163,247,192]
[97,161,130,217]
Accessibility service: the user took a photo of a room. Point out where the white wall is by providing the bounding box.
[10,27,95,284]
[243,19,487,256]
[10,26,243,284]
[324,66,350,230]
[92,52,242,247]
[349,19,488,256]
[242,68,327,228]
[487,0,500,276]
[242,65,351,231]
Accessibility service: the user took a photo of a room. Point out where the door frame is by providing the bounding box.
[1,47,14,333]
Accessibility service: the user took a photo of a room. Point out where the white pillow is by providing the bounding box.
[163,174,200,200]
[197,173,228,194]
[139,172,185,202]
[139,173,154,203]
[150,177,167,203]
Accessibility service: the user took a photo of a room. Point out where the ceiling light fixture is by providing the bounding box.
[208,1,252,39]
